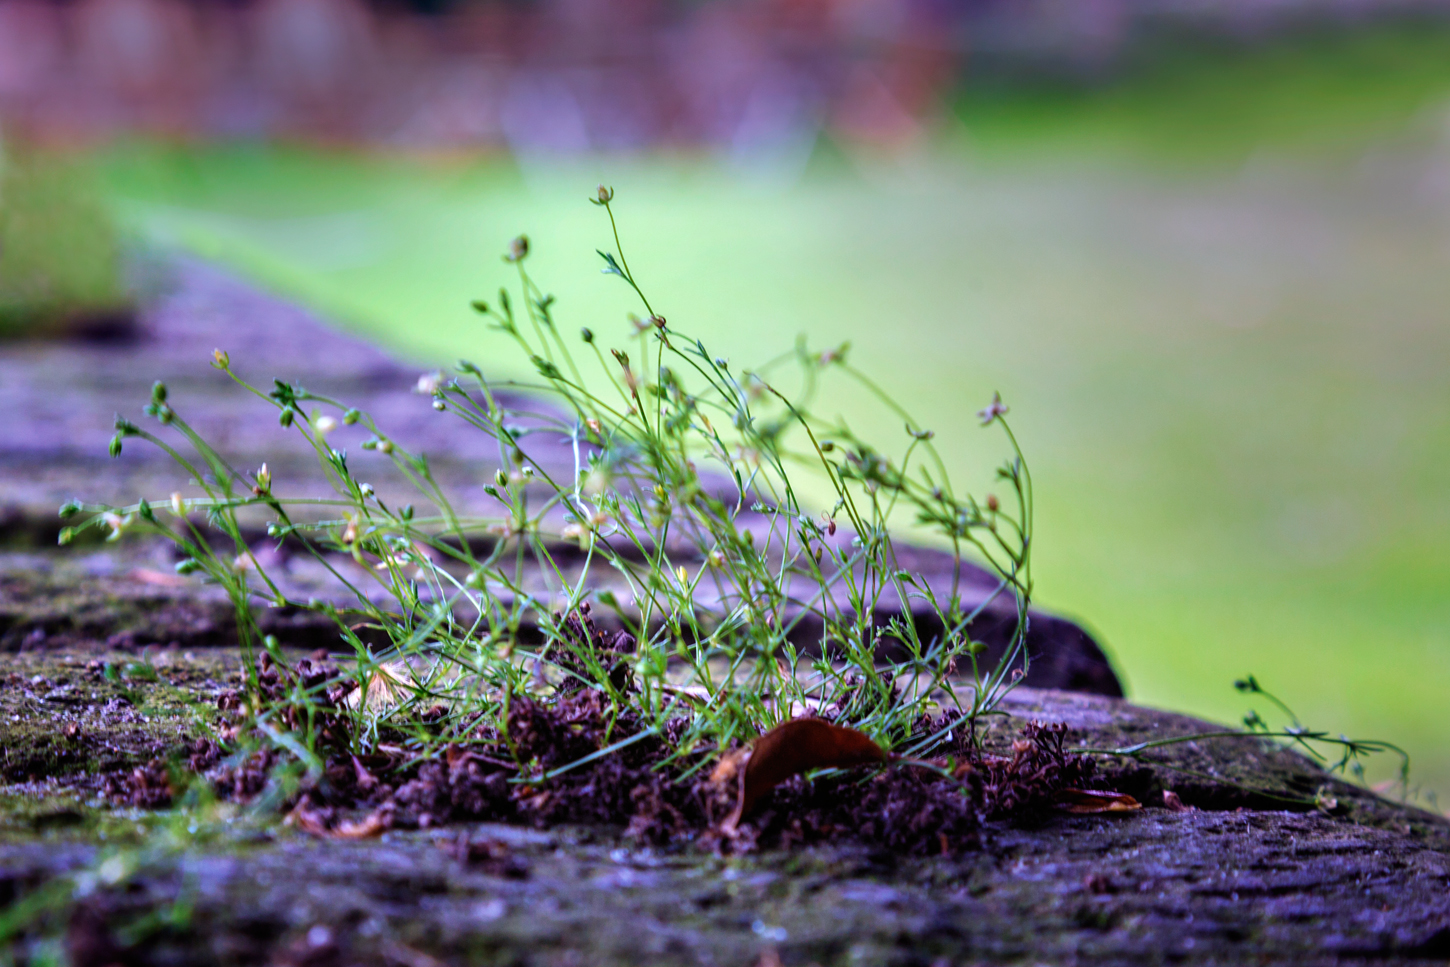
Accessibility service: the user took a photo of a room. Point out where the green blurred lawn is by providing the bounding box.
[97,24,1450,804]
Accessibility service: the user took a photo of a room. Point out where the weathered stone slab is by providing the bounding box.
[1,647,1447,966]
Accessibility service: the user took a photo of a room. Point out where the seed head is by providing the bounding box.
[506,235,529,262]
[595,185,614,204]
[985,493,999,512]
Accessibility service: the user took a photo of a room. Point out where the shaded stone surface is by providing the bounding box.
[2,644,1448,966]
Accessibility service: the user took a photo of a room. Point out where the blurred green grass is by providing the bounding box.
[957,18,1450,162]
[95,21,1450,804]
[0,143,131,339]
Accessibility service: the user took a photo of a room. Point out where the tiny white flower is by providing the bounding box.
[101,512,133,541]
[977,392,1009,426]
[314,415,338,435]
[415,371,443,395]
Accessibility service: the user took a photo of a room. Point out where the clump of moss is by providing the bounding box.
[0,139,132,340]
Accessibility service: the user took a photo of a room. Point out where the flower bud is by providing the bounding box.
[170,492,185,516]
[151,381,167,404]
[580,327,594,343]
[596,185,614,204]
[254,463,271,494]
[400,504,414,521]
[343,408,360,425]
[212,348,229,369]
[175,558,202,575]
[137,499,155,523]
[359,483,374,498]
[470,300,489,314]
[495,469,508,487]
[109,435,123,458]
[379,439,394,454]
[985,494,1000,513]
[314,415,338,435]
[279,407,294,428]
[507,235,529,262]
[432,399,446,412]
[58,500,82,519]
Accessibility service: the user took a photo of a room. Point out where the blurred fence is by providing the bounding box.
[0,0,1447,150]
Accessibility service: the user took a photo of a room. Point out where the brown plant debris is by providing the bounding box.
[100,651,1126,854]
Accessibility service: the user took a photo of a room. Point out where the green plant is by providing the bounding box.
[65,191,1035,790]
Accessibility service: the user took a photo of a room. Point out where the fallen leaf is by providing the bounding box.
[721,718,885,832]
[288,803,391,839]
[331,811,391,839]
[346,661,415,712]
[1162,790,1192,812]
[1055,788,1142,814]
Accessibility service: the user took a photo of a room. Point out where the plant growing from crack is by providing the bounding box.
[64,191,1036,787]
[58,191,1418,838]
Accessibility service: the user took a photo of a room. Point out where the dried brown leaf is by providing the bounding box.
[1055,788,1142,814]
[721,718,885,832]
[288,803,391,839]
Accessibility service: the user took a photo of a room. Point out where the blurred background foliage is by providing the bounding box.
[2,0,1448,799]
[0,141,130,338]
